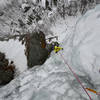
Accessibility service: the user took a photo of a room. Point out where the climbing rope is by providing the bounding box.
[59,52,92,100]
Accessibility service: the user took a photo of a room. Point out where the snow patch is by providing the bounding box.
[0,39,27,73]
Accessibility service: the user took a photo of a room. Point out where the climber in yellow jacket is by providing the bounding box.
[54,46,63,53]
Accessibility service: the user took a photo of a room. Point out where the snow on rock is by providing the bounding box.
[0,31,54,74]
[0,39,27,73]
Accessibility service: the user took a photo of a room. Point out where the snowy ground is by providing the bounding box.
[0,39,27,73]
[0,4,100,100]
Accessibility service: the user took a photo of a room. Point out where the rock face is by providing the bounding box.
[0,31,57,85]
[24,31,51,68]
[0,52,15,85]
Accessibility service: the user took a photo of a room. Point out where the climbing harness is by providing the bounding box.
[59,52,92,100]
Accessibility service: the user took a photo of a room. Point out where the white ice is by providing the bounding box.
[0,4,100,100]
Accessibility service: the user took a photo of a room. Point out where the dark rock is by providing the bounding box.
[25,31,51,68]
[0,53,5,61]
[3,59,9,67]
[0,52,15,86]
[0,61,5,69]
[0,69,14,85]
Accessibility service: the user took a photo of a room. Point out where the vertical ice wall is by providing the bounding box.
[72,5,100,84]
